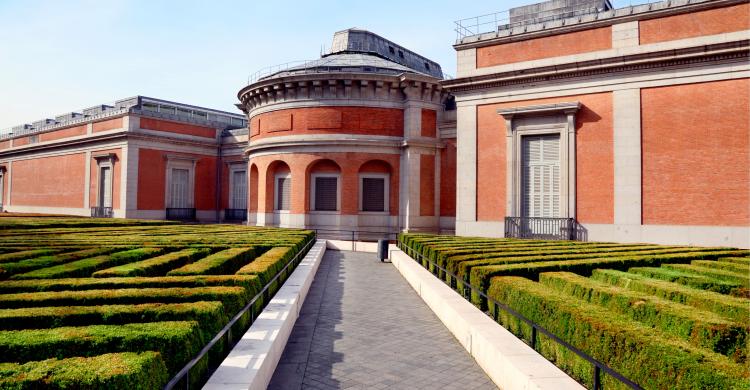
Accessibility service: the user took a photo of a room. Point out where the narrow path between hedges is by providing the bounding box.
[268,250,497,390]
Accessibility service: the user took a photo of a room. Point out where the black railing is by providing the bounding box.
[397,241,642,390]
[90,206,113,218]
[505,217,584,240]
[166,208,196,221]
[223,208,247,222]
[313,228,399,251]
[164,236,317,389]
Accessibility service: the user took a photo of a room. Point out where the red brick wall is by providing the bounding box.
[420,154,435,216]
[92,118,123,133]
[137,149,166,210]
[642,79,749,226]
[13,137,29,147]
[12,153,86,207]
[140,118,216,139]
[89,148,122,209]
[421,109,437,137]
[0,141,10,150]
[477,27,611,68]
[40,125,87,142]
[195,156,217,210]
[476,92,614,223]
[250,152,400,215]
[440,139,457,217]
[640,3,750,45]
[250,107,404,140]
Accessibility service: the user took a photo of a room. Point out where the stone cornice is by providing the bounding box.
[454,0,746,50]
[238,72,446,115]
[497,102,581,118]
[246,137,403,155]
[443,40,749,93]
[0,132,128,159]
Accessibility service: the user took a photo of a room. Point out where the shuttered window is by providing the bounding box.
[276,176,291,210]
[361,177,386,212]
[314,176,338,211]
[170,168,190,208]
[522,135,560,218]
[99,166,112,208]
[231,170,247,209]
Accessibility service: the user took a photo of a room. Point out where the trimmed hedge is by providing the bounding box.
[0,286,249,315]
[469,250,747,308]
[0,249,62,264]
[539,272,747,362]
[591,269,749,323]
[629,267,743,294]
[0,321,204,374]
[12,248,168,279]
[0,352,169,389]
[93,248,212,278]
[236,247,295,283]
[167,247,257,276]
[488,276,749,390]
[0,248,124,279]
[663,264,750,288]
[0,301,227,334]
[692,260,749,274]
[0,274,262,294]
[720,257,750,265]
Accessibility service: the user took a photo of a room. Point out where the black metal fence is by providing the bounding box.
[166,208,196,221]
[223,208,247,222]
[398,242,641,390]
[504,217,585,240]
[90,206,113,218]
[163,237,317,389]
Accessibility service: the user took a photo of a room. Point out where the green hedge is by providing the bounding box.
[93,248,212,278]
[539,272,747,362]
[629,267,743,294]
[236,247,295,283]
[12,248,168,279]
[0,286,249,315]
[720,257,750,265]
[663,264,750,288]
[591,269,749,323]
[692,260,749,274]
[0,248,123,279]
[0,321,204,374]
[167,247,257,276]
[0,274,262,295]
[0,249,62,264]
[0,301,227,334]
[469,250,747,308]
[0,352,168,390]
[487,276,749,390]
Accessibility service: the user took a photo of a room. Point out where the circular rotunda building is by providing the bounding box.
[237,29,457,235]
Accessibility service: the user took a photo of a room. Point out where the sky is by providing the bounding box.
[0,0,648,130]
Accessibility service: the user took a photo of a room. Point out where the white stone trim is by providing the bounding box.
[92,153,116,208]
[125,145,140,212]
[612,21,639,49]
[613,89,642,226]
[455,104,477,225]
[204,240,326,390]
[358,173,390,213]
[389,246,583,390]
[83,151,91,209]
[310,172,341,212]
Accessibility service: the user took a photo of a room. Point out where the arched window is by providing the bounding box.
[309,160,341,212]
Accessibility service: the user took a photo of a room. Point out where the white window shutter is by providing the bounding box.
[522,135,560,218]
[232,170,247,209]
[276,177,291,210]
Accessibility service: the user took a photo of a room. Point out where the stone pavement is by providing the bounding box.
[268,250,497,390]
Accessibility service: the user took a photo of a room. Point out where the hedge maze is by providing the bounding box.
[399,234,750,390]
[0,218,314,389]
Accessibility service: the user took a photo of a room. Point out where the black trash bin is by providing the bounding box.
[377,239,389,262]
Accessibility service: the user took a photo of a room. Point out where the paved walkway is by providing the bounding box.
[268,250,496,390]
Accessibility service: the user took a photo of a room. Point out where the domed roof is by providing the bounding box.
[260,52,430,81]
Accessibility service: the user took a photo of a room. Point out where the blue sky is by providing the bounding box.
[0,0,647,130]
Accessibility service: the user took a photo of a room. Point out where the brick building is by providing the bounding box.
[0,96,249,221]
[445,0,749,247]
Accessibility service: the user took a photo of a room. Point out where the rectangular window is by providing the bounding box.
[314,176,338,211]
[522,135,560,218]
[170,168,190,208]
[99,166,112,208]
[276,176,291,211]
[231,170,247,209]
[160,105,176,115]
[29,135,39,144]
[361,177,386,212]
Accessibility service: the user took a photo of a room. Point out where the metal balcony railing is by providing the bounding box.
[223,208,247,222]
[504,217,584,241]
[90,207,113,218]
[166,208,196,221]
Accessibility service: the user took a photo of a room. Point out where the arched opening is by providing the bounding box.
[358,160,392,213]
[307,159,341,212]
[249,163,259,212]
[266,160,291,212]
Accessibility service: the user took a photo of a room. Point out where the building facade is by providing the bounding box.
[445,0,749,247]
[237,29,456,235]
[0,96,250,222]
